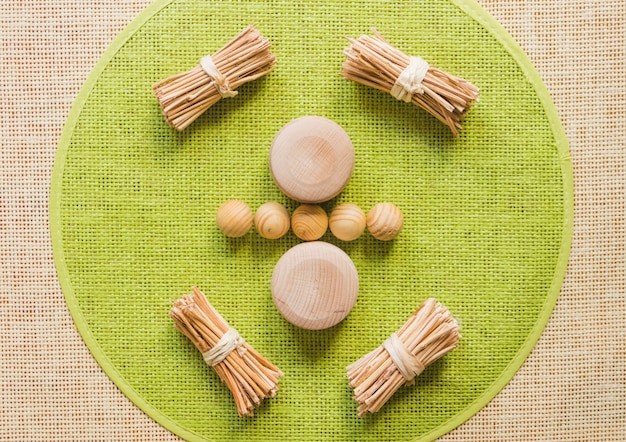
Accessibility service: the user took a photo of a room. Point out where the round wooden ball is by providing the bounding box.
[366,203,404,241]
[271,241,359,330]
[329,203,366,241]
[216,200,253,238]
[291,205,328,241]
[269,116,355,203]
[254,202,290,240]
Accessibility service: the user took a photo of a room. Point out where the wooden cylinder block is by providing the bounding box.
[271,242,359,330]
[269,116,355,203]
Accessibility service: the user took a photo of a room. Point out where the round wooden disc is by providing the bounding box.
[269,116,355,203]
[271,241,359,330]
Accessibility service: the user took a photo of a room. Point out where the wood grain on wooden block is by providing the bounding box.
[271,241,359,330]
[269,116,354,203]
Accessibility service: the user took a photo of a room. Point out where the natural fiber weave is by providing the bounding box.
[1,1,624,442]
[50,0,573,438]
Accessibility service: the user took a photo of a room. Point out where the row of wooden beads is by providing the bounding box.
[216,200,403,241]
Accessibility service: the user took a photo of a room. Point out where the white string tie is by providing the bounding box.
[200,55,238,99]
[390,56,429,103]
[382,333,424,384]
[202,327,246,366]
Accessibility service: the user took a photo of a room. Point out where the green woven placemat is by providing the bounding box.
[50,0,573,440]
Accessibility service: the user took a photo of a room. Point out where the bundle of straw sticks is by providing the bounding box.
[342,29,479,136]
[170,287,283,417]
[347,298,460,416]
[153,26,276,130]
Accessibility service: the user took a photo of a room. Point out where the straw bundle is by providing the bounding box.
[170,287,283,416]
[347,298,460,416]
[153,26,276,130]
[342,29,479,136]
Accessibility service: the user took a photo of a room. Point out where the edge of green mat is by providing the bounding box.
[49,0,573,441]
[49,2,205,440]
[419,2,573,441]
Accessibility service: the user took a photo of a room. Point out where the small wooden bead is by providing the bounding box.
[329,203,366,241]
[291,205,328,241]
[254,202,290,240]
[366,203,404,241]
[216,200,253,238]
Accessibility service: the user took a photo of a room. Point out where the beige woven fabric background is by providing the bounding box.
[1,0,624,440]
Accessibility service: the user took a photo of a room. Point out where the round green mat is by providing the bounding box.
[50,0,573,441]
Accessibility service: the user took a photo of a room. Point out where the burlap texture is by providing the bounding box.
[1,1,624,441]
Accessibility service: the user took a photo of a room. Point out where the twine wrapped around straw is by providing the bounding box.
[342,29,479,136]
[169,287,283,417]
[153,26,276,130]
[347,298,460,417]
